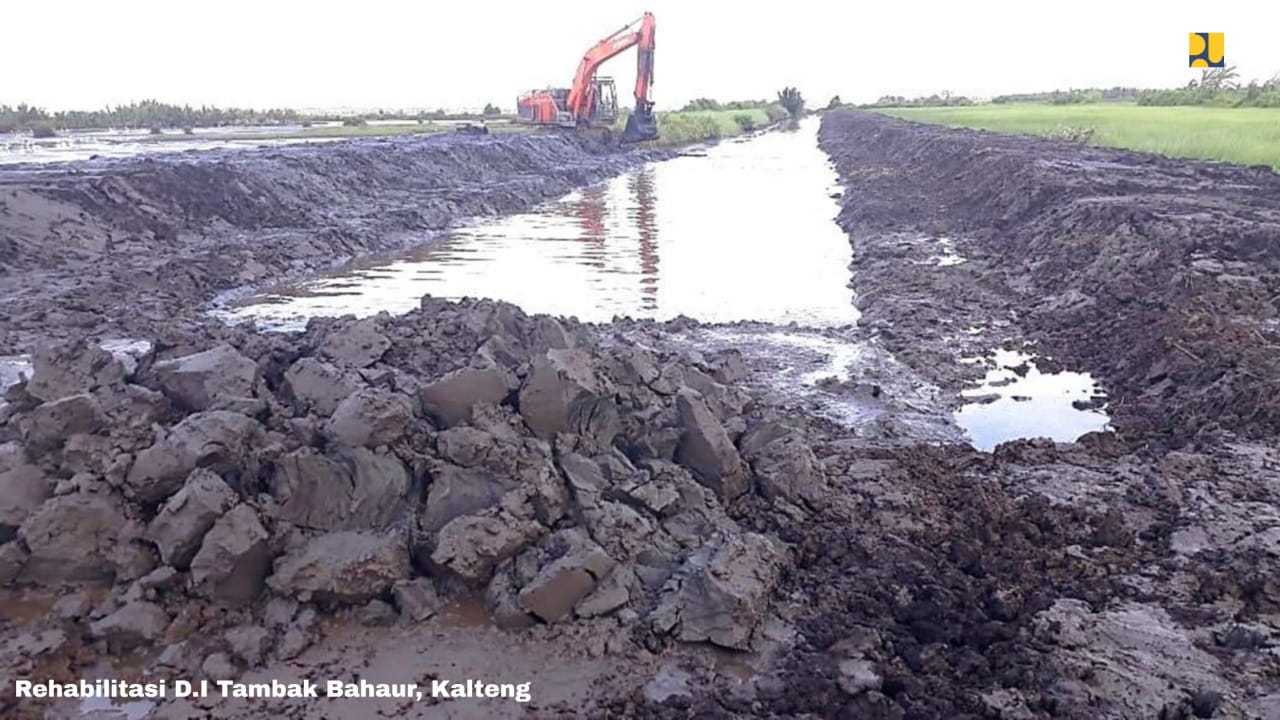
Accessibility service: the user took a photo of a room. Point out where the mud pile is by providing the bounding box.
[0,133,662,352]
[819,110,1280,446]
[0,297,825,716]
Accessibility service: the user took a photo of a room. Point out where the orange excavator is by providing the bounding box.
[516,12,658,143]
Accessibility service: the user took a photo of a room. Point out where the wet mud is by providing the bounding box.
[0,114,1277,719]
[0,132,663,354]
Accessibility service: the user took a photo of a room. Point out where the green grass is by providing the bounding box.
[619,106,787,146]
[879,104,1280,169]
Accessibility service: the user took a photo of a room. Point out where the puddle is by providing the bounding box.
[0,339,151,391]
[221,118,858,331]
[690,328,877,424]
[954,349,1110,451]
[908,236,967,267]
[928,237,967,266]
[434,597,493,629]
[674,327,964,445]
[0,590,58,624]
[0,354,32,389]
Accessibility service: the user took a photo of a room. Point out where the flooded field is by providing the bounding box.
[0,125,345,165]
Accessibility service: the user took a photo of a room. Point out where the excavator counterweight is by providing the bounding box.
[517,12,658,143]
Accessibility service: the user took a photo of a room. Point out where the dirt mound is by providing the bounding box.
[819,110,1280,447]
[0,133,663,353]
[0,297,812,716]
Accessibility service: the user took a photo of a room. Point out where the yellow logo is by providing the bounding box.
[1189,33,1224,67]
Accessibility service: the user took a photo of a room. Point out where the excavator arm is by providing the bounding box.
[565,12,658,142]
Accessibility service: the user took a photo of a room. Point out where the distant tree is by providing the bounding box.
[1200,65,1240,92]
[482,103,501,116]
[777,87,805,119]
[826,95,843,110]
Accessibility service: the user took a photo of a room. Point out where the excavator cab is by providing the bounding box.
[586,78,619,125]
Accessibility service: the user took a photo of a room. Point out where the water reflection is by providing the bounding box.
[954,349,1110,451]
[632,170,660,312]
[225,118,857,330]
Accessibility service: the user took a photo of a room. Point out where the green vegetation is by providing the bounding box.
[679,98,780,113]
[777,87,805,119]
[0,100,305,132]
[992,88,1138,105]
[619,106,786,146]
[867,91,975,108]
[887,69,1280,110]
[0,100,515,134]
[879,104,1280,168]
[1136,67,1280,107]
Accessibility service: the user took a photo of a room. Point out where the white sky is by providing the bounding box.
[3,1,1277,112]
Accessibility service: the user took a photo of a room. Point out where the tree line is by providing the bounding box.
[863,69,1280,109]
[1135,67,1280,107]
[0,100,510,135]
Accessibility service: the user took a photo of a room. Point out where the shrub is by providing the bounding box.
[342,117,367,127]
[1044,125,1095,144]
[763,104,789,123]
[733,113,756,132]
[777,87,805,119]
[30,123,56,138]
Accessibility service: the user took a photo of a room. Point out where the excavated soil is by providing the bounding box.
[1,114,1278,720]
[0,132,663,353]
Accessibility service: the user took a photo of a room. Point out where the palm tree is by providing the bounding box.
[776,87,805,119]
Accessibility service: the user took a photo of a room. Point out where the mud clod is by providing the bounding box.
[153,343,258,413]
[420,367,515,428]
[674,390,750,501]
[267,530,410,605]
[190,504,271,605]
[19,492,127,583]
[145,467,237,568]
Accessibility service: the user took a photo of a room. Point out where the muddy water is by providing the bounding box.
[955,349,1110,451]
[0,126,344,166]
[224,118,857,329]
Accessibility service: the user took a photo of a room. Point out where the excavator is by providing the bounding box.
[516,12,658,143]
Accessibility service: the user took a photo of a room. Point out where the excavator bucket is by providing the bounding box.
[621,106,659,143]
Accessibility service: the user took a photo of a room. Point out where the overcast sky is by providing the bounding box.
[4,1,1277,112]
